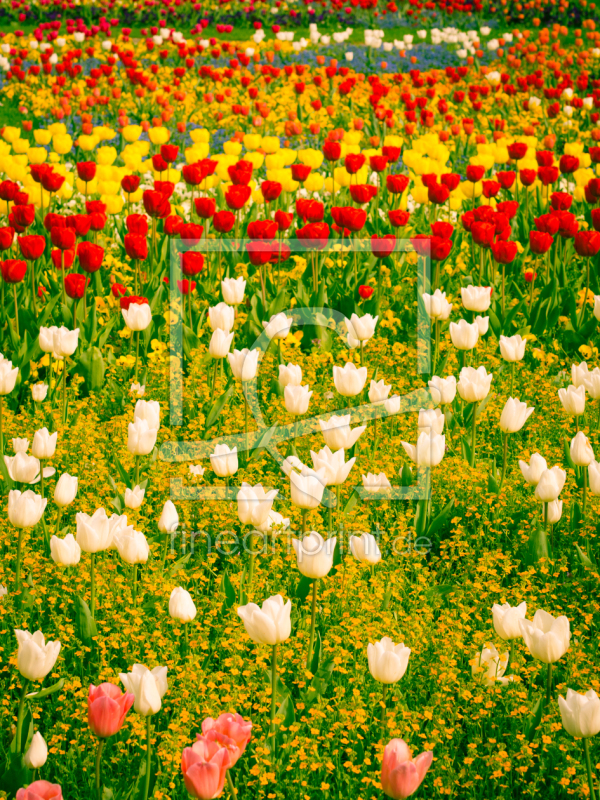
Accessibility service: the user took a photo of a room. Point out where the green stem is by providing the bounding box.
[545,661,553,705]
[301,508,308,535]
[135,455,140,487]
[505,639,515,676]
[90,552,96,619]
[62,357,67,425]
[135,331,140,382]
[131,563,137,606]
[55,508,63,537]
[584,739,597,800]
[380,683,388,739]
[470,405,477,467]
[510,362,515,396]
[226,770,237,797]
[95,738,104,800]
[0,395,4,455]
[583,468,588,518]
[499,433,508,491]
[143,715,152,800]
[15,681,28,754]
[306,579,318,670]
[15,528,24,592]
[270,644,278,750]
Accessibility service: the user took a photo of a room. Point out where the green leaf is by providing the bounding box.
[382,580,393,611]
[169,553,191,577]
[344,489,360,515]
[74,596,98,645]
[527,524,549,564]
[76,346,105,391]
[525,697,543,742]
[304,656,335,705]
[246,425,275,465]
[203,379,234,434]
[426,497,455,538]
[221,572,236,610]
[294,575,312,604]
[26,678,65,701]
[575,543,595,568]
[275,693,295,745]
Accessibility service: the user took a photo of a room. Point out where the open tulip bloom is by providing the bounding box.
[498,398,534,489]
[520,609,570,703]
[559,688,600,800]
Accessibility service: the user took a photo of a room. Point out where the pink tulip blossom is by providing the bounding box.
[182,737,231,799]
[16,781,62,800]
[381,739,433,799]
[88,682,135,738]
[200,712,252,767]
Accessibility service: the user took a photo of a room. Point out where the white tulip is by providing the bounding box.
[24,731,48,769]
[158,500,179,533]
[572,361,589,388]
[31,383,48,402]
[559,689,600,739]
[333,362,368,397]
[349,532,381,565]
[169,587,197,623]
[113,527,149,564]
[417,408,444,434]
[210,444,238,477]
[423,289,452,321]
[122,303,152,331]
[310,446,355,486]
[583,368,600,399]
[492,601,527,640]
[570,431,594,466]
[368,379,391,406]
[8,490,46,528]
[39,326,58,354]
[208,328,234,358]
[461,285,492,312]
[208,302,235,332]
[221,276,246,305]
[127,418,158,456]
[31,428,57,460]
[290,467,326,509]
[471,643,510,686]
[279,362,302,387]
[401,431,445,467]
[519,453,547,485]
[519,609,570,664]
[237,482,278,527]
[53,327,80,357]
[284,384,312,415]
[119,664,168,717]
[12,438,28,453]
[361,472,392,493]
[319,414,366,450]
[367,637,411,684]
[457,366,493,403]
[499,398,534,433]
[428,375,457,405]
[50,533,81,566]
[262,312,293,340]
[15,629,61,681]
[54,473,78,508]
[547,499,563,524]
[228,348,259,382]
[292,531,336,579]
[76,507,112,553]
[449,319,479,351]
[499,334,527,362]
[558,384,586,416]
[345,313,378,342]
[124,485,145,509]
[134,400,161,431]
[535,467,567,503]
[5,452,40,484]
[237,594,291,645]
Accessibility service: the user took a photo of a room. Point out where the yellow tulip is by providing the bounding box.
[148,127,170,145]
[412,184,429,205]
[52,134,73,155]
[48,123,67,137]
[383,134,403,149]
[243,134,262,151]
[265,153,286,171]
[280,148,297,166]
[574,168,594,187]
[97,180,120,196]
[2,126,20,143]
[122,125,142,143]
[13,156,28,170]
[102,194,125,215]
[34,130,52,146]
[97,146,117,166]
[344,131,362,146]
[245,152,264,171]
[128,187,145,204]
[92,126,116,142]
[281,171,298,193]
[461,180,482,200]
[223,140,242,156]
[190,128,210,144]
[333,166,350,187]
[261,136,280,154]
[298,148,324,169]
[76,178,98,195]
[11,139,29,155]
[304,173,324,192]
[252,187,265,204]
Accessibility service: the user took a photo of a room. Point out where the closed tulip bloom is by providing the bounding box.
[15,629,61,681]
[0,358,18,394]
[559,689,600,739]
[310,446,356,486]
[519,453,547,485]
[127,418,158,456]
[279,362,302,387]
[417,408,444,434]
[362,472,392,493]
[221,276,246,305]
[345,313,378,342]
[558,384,586,416]
[450,319,479,351]
[428,375,457,406]
[471,643,510,686]
[589,461,600,496]
[458,366,493,403]
[381,739,433,800]
[262,312,293,340]
[461,285,492,312]
[285,384,312,415]
[201,713,252,766]
[76,507,112,552]
[237,482,278,527]
[535,467,567,502]
[333,362,368,397]
[547,499,563,524]
[31,428,57,459]
[475,315,489,336]
[53,473,78,508]
[124,485,145,509]
[319,414,366,450]
[24,732,48,769]
[208,328,234,358]
[134,399,161,431]
[52,327,79,357]
[208,302,235,333]
[16,781,62,800]
[402,431,445,468]
[423,289,452,321]
[228,348,259,382]
[519,609,570,664]
[113,527,149,564]
[238,594,291,645]
[292,531,336,579]
[158,500,179,532]
[5,452,41,484]
[499,398,534,433]
[570,431,594,466]
[369,379,391,406]
[349,532,382,565]
[39,326,58,354]
[385,396,401,416]
[169,587,197,623]
[88,682,135,739]
[50,533,81,566]
[368,637,411,684]
[119,664,168,716]
[290,467,326,509]
[492,601,527,640]
[181,737,231,800]
[583,368,600,399]
[12,438,28,453]
[8,490,46,528]
[210,444,238,477]
[122,301,152,331]
[32,384,48,403]
[571,361,589,388]
[499,334,527,362]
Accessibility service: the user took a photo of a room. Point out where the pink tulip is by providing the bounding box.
[88,682,135,738]
[381,739,433,799]
[182,737,231,799]
[16,781,62,800]
[200,712,252,766]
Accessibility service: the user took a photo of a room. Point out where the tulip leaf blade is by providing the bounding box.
[524,697,543,742]
[203,378,234,435]
[246,425,275,465]
[74,595,98,645]
[574,543,595,568]
[304,656,335,706]
[294,575,313,604]
[26,678,65,701]
[275,693,296,746]
[221,570,236,610]
[526,524,549,565]
[426,497,455,538]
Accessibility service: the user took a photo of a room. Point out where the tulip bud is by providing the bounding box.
[368,637,411,684]
[210,444,238,477]
[499,397,534,434]
[208,328,234,358]
[158,500,179,532]
[119,664,168,717]
[24,732,48,769]
[227,349,259,382]
[0,358,18,395]
[279,362,302,387]
[221,276,246,305]
[534,466,567,502]
[134,399,160,431]
[127,418,158,456]
[349,532,381,565]
[50,533,81,566]
[124,485,145,509]
[54,473,78,507]
[8,489,46,528]
[499,334,527,362]
[492,601,527,640]
[31,383,49,402]
[570,431,594,466]
[559,688,600,739]
[262,312,293,340]
[292,531,335,579]
[208,302,235,332]
[237,482,278,527]
[169,587,197,623]
[558,384,586,417]
[345,313,378,342]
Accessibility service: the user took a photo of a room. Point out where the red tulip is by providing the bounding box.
[143,189,170,219]
[179,223,204,243]
[555,211,579,239]
[482,180,501,199]
[194,197,216,219]
[529,230,553,254]
[76,162,96,182]
[496,201,519,219]
[359,285,374,299]
[225,185,251,210]
[550,192,573,211]
[247,220,278,240]
[296,222,330,250]
[274,210,293,231]
[466,165,485,182]
[41,171,65,193]
[10,205,35,230]
[65,273,87,299]
[152,154,169,174]
[213,210,236,233]
[537,166,559,186]
[331,206,366,232]
[591,208,600,232]
[66,214,92,238]
[491,240,518,264]
[127,214,149,236]
[440,173,460,192]
[370,155,388,172]
[430,236,452,261]
[297,199,323,222]
[121,175,141,194]
[227,160,253,186]
[496,171,516,190]
[349,184,377,204]
[519,169,537,187]
[431,221,453,240]
[246,240,274,265]
[16,779,63,800]
[182,164,203,187]
[51,249,75,270]
[322,140,341,162]
[536,150,554,167]
[574,230,600,257]
[78,241,104,273]
[181,251,205,276]
[160,144,179,163]
[1,259,27,283]
[344,153,365,174]
[381,145,401,162]
[18,235,45,261]
[386,174,409,194]
[470,222,495,248]
[177,278,196,294]
[51,227,76,251]
[261,181,282,203]
[124,234,148,261]
[371,234,396,259]
[559,155,579,174]
[508,142,528,160]
[0,226,14,250]
[291,164,311,182]
[112,283,128,298]
[388,209,410,228]
[164,215,184,236]
[0,180,19,201]
[88,683,135,739]
[428,182,450,204]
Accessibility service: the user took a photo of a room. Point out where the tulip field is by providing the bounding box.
[3,4,600,800]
